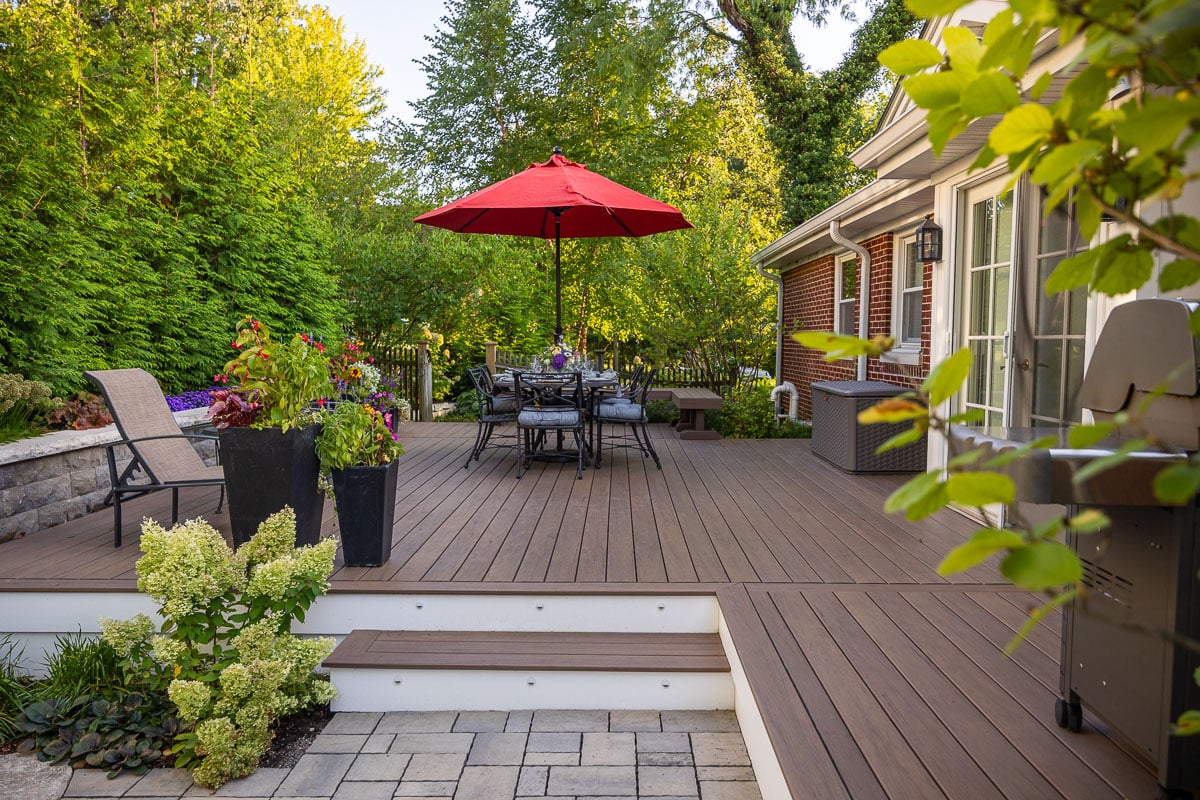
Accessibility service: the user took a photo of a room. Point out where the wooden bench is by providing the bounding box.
[666,387,723,440]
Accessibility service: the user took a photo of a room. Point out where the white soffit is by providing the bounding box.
[752,180,934,271]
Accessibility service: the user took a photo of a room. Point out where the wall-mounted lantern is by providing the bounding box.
[915,214,943,263]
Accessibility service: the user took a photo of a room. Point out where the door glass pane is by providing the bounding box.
[990,339,1006,408]
[1065,340,1085,422]
[1037,256,1066,335]
[1039,198,1069,254]
[970,271,991,336]
[994,191,1014,263]
[1068,286,1087,334]
[972,200,994,267]
[1033,339,1064,419]
[992,265,1010,335]
[969,341,988,405]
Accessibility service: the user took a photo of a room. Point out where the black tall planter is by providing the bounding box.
[219,425,323,548]
[331,461,398,567]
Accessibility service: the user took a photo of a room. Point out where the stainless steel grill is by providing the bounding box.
[952,298,1200,799]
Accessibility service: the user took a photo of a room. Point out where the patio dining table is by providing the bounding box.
[497,369,620,463]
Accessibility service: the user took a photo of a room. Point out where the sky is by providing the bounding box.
[318,1,862,123]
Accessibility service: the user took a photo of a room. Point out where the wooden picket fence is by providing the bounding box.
[370,343,427,420]
[493,348,739,395]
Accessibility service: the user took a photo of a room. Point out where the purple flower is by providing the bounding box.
[551,353,567,370]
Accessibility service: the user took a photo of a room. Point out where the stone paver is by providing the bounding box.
[345,754,411,782]
[403,753,466,782]
[388,733,475,754]
[330,780,397,800]
[515,765,548,797]
[30,709,760,800]
[377,712,458,734]
[453,765,519,799]
[274,753,354,797]
[690,733,750,767]
[466,732,527,766]
[580,732,635,766]
[546,765,636,796]
[0,755,72,800]
[452,711,508,733]
[660,711,739,733]
[128,768,193,796]
[639,766,697,796]
[322,713,383,735]
[531,710,609,732]
[609,711,661,732]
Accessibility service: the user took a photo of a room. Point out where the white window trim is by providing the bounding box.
[835,253,857,336]
[882,232,923,366]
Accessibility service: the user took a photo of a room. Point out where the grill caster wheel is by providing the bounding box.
[1054,698,1083,732]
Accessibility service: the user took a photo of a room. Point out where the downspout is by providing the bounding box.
[828,221,870,380]
[756,261,784,384]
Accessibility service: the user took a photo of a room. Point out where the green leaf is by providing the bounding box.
[885,470,946,521]
[903,71,972,110]
[1191,309,1200,338]
[981,8,1014,48]
[879,40,943,74]
[1154,463,1200,505]
[942,27,983,72]
[792,331,875,361]
[905,0,973,17]
[922,347,972,405]
[1172,709,1200,736]
[946,472,1016,506]
[1045,248,1101,294]
[937,527,1025,574]
[1001,542,1082,590]
[1158,259,1200,292]
[989,103,1054,154]
[1031,140,1104,186]
[961,72,1021,117]
[982,435,1056,468]
[1093,245,1155,297]
[948,449,985,468]
[1004,590,1077,654]
[1028,70,1054,100]
[1068,509,1110,533]
[1115,96,1200,155]
[876,427,926,454]
[1067,422,1115,448]
[1072,439,1150,485]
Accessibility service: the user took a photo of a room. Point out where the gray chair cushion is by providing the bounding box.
[490,395,518,412]
[519,409,582,427]
[600,396,633,405]
[598,402,644,421]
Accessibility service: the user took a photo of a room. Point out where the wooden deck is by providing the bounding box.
[0,422,1156,798]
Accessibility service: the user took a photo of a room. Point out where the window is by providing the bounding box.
[891,234,924,357]
[835,254,857,335]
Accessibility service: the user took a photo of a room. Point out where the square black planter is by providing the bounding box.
[219,424,324,548]
[331,460,398,567]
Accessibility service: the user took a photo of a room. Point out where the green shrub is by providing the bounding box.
[709,381,813,439]
[0,374,52,443]
[438,386,479,422]
[644,399,677,424]
[41,633,124,700]
[0,636,34,744]
[102,507,338,789]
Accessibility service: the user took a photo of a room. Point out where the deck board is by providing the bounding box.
[0,422,1156,799]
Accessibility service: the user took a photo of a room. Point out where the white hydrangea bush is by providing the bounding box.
[101,507,338,789]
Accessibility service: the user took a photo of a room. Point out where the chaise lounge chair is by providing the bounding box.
[85,368,225,546]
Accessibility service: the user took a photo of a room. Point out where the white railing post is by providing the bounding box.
[417,340,434,421]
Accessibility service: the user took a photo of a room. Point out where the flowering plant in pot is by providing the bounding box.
[207,316,332,548]
[315,403,404,567]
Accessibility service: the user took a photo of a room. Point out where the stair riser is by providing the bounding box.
[298,594,719,637]
[330,667,734,712]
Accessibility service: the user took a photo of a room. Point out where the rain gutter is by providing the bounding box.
[756,261,784,384]
[828,220,870,381]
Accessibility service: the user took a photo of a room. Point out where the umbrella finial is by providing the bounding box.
[553,145,562,156]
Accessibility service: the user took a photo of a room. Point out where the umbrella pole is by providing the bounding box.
[554,211,563,345]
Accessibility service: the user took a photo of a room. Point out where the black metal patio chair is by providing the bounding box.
[463,365,519,468]
[85,368,225,546]
[514,370,588,479]
[593,366,661,470]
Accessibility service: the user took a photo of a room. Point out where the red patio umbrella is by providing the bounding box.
[413,146,692,343]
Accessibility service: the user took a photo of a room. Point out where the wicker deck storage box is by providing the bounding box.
[810,380,926,473]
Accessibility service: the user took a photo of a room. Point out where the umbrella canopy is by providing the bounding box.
[414,147,692,342]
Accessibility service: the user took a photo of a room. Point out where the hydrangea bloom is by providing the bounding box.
[136,517,245,619]
[99,614,154,656]
[169,679,211,721]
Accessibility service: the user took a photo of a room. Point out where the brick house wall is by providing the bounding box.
[780,231,933,419]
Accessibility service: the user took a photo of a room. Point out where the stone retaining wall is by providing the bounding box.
[0,409,215,543]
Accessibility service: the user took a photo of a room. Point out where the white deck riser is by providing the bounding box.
[329,668,734,712]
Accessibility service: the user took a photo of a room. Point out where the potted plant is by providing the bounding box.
[315,402,405,566]
[207,316,330,548]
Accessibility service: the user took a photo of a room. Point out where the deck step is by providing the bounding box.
[326,630,734,712]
